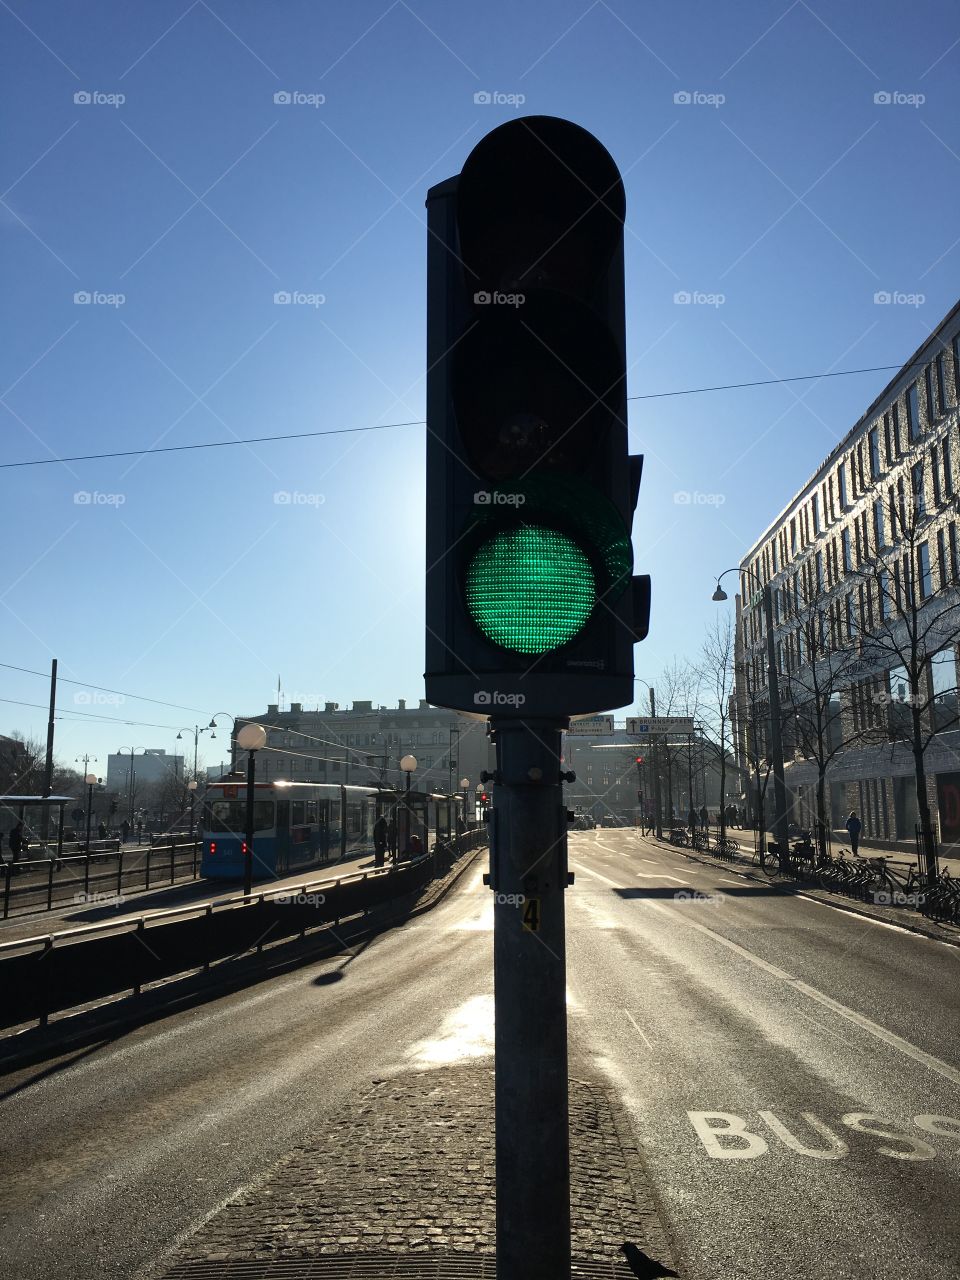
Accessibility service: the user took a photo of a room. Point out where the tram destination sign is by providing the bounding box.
[627,716,695,737]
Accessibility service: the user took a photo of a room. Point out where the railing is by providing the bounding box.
[0,831,487,1033]
[0,838,202,919]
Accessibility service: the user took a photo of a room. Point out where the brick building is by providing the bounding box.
[734,299,960,851]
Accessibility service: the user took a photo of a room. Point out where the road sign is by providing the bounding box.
[566,715,614,736]
[626,716,695,736]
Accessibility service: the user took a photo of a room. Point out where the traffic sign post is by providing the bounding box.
[424,116,648,1280]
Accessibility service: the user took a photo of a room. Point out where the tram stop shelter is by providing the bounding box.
[0,795,76,861]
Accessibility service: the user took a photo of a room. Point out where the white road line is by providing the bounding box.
[625,1009,653,1052]
[571,860,960,1089]
[640,873,685,883]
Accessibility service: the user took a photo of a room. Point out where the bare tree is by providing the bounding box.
[698,615,736,840]
[778,573,866,857]
[854,465,960,872]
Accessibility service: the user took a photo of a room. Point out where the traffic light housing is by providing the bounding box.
[425,116,650,719]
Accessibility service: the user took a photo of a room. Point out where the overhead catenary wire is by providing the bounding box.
[0,362,921,471]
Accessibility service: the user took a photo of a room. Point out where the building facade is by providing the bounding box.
[105,748,183,795]
[231,699,495,809]
[735,299,960,851]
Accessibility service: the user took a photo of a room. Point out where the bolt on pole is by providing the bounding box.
[490,717,571,1280]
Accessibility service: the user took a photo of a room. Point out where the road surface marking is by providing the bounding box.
[572,860,960,1088]
[625,1009,654,1051]
[640,873,685,883]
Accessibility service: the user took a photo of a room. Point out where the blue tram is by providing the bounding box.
[199,779,461,881]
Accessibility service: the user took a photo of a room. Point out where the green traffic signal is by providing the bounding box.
[465,525,597,655]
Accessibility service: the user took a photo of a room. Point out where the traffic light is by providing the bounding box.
[635,756,644,766]
[424,116,650,719]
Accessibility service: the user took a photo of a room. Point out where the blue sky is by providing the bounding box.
[1,0,958,772]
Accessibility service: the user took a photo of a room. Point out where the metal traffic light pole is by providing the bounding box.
[489,717,572,1280]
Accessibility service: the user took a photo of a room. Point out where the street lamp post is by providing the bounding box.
[712,568,789,860]
[83,773,98,852]
[116,747,146,829]
[236,723,267,897]
[400,754,417,855]
[459,776,470,835]
[187,780,198,838]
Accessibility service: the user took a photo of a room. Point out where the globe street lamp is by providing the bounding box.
[460,776,470,826]
[400,754,417,856]
[236,722,267,896]
[712,568,789,862]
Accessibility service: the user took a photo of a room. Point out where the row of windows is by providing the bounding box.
[748,331,960,592]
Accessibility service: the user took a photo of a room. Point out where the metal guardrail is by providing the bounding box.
[0,829,487,1033]
[0,838,202,919]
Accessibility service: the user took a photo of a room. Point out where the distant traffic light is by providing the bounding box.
[635,756,644,765]
[424,116,650,719]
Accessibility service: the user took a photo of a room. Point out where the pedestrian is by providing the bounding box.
[121,819,131,844]
[407,834,423,858]
[373,813,388,867]
[97,821,107,840]
[699,805,708,827]
[136,820,143,844]
[387,812,398,861]
[687,807,697,830]
[845,810,862,856]
[9,820,25,869]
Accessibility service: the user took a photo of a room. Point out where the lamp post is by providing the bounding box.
[460,776,470,826]
[712,568,789,860]
[83,773,98,852]
[187,779,198,838]
[400,753,417,855]
[236,723,267,896]
[208,712,237,772]
[176,724,214,784]
[116,747,146,828]
[634,678,662,839]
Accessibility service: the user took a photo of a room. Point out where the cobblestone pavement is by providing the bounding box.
[164,1062,676,1274]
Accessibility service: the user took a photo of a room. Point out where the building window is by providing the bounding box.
[950,523,960,581]
[937,528,947,589]
[891,401,902,455]
[936,352,947,415]
[943,437,953,497]
[931,648,958,734]
[873,497,884,549]
[812,493,820,534]
[842,527,852,572]
[790,518,797,554]
[883,412,892,465]
[816,551,824,590]
[846,593,856,640]
[912,461,926,518]
[907,384,920,440]
[838,463,848,509]
[918,542,932,599]
[932,446,942,507]
[868,427,881,478]
[926,364,937,424]
[878,571,890,621]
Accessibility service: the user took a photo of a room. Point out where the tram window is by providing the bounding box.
[207,800,274,833]
[291,800,306,826]
[305,799,318,824]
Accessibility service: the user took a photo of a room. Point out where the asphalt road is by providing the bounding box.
[0,831,957,1279]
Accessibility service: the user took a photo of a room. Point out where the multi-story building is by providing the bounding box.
[230,699,495,807]
[105,748,183,795]
[734,299,960,851]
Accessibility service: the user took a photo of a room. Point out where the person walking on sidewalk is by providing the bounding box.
[846,810,862,856]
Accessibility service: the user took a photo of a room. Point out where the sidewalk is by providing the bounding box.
[158,1062,676,1279]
